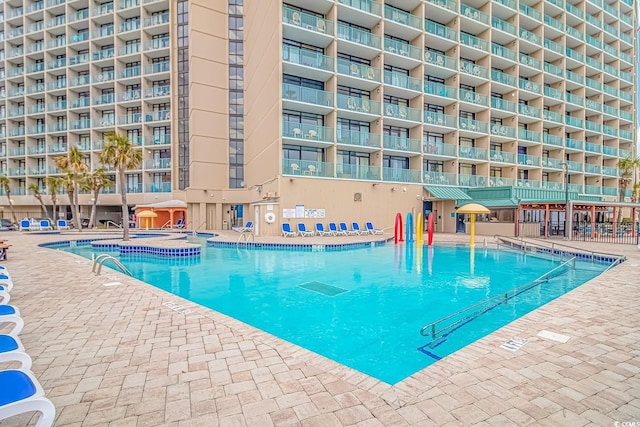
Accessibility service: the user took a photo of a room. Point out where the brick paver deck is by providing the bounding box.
[1,230,639,426]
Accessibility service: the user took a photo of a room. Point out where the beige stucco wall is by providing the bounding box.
[243,0,282,192]
[185,1,230,192]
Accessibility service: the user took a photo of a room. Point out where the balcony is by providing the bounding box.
[282,6,334,48]
[283,158,334,178]
[423,111,456,129]
[145,134,171,145]
[337,59,380,91]
[118,67,142,79]
[584,163,602,174]
[565,116,583,130]
[69,53,90,66]
[282,120,334,148]
[336,94,380,119]
[117,90,142,103]
[119,19,141,33]
[283,45,334,82]
[47,123,67,133]
[336,129,380,151]
[145,111,171,122]
[283,83,334,114]
[518,104,540,119]
[68,8,89,23]
[459,146,488,161]
[94,94,115,105]
[144,12,169,27]
[337,23,381,59]
[543,110,562,124]
[71,119,91,130]
[48,143,67,153]
[119,0,141,9]
[48,58,66,70]
[27,144,46,154]
[145,37,170,51]
[383,135,421,153]
[384,38,422,68]
[518,153,540,167]
[144,158,171,169]
[490,177,516,187]
[117,114,142,125]
[424,51,457,77]
[382,167,421,183]
[518,128,540,143]
[459,118,488,134]
[489,150,516,165]
[490,124,516,139]
[144,87,168,99]
[383,70,421,97]
[460,33,489,55]
[93,49,115,61]
[459,60,488,79]
[424,141,457,157]
[47,101,67,112]
[70,97,91,109]
[459,174,487,187]
[424,171,457,185]
[145,61,170,74]
[541,157,563,169]
[491,69,516,87]
[146,182,172,193]
[424,81,455,100]
[565,138,584,151]
[92,2,114,17]
[424,19,457,43]
[491,16,517,36]
[459,89,488,108]
[384,4,422,40]
[93,71,114,83]
[602,166,618,177]
[383,103,421,125]
[335,163,381,181]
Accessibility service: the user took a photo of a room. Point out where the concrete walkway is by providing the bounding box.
[1,230,639,426]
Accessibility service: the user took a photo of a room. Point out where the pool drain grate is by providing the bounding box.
[298,281,348,297]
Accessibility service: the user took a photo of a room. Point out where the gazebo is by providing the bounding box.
[134,200,187,229]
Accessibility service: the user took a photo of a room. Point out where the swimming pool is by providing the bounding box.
[60,241,609,384]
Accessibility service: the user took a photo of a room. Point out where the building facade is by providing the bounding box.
[0,0,637,235]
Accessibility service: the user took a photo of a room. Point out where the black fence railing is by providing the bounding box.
[568,221,639,245]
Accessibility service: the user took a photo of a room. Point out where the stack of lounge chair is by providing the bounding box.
[281,222,385,237]
[0,267,56,426]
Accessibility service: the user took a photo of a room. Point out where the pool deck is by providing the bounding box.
[1,230,640,426]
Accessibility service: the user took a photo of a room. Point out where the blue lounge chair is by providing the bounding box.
[18,220,30,232]
[329,222,346,236]
[173,218,185,229]
[297,223,314,237]
[351,222,365,235]
[56,219,70,230]
[39,220,52,231]
[366,222,383,235]
[339,222,358,236]
[232,221,254,233]
[281,223,297,237]
[315,223,333,236]
[0,369,56,427]
[0,334,32,369]
[0,305,24,337]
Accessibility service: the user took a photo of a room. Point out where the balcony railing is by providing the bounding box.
[382,167,422,183]
[283,158,334,178]
[337,23,380,49]
[383,135,421,152]
[283,83,334,108]
[336,163,381,181]
[282,120,334,144]
[282,6,334,36]
[284,45,334,72]
[337,59,380,82]
[337,129,380,148]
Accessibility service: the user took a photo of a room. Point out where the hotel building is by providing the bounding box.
[0,0,636,235]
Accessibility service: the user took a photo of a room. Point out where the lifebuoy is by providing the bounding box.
[264,213,276,224]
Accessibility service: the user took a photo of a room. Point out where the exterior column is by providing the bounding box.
[613,207,618,237]
[545,203,549,239]
[515,207,520,237]
[590,205,596,238]
[169,208,174,228]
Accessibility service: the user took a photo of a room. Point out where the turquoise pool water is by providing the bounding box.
[61,242,608,384]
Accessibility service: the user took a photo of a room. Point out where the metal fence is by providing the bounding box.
[562,221,638,245]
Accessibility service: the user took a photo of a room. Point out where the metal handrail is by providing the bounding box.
[104,220,122,229]
[92,254,132,276]
[494,235,626,263]
[160,219,172,229]
[420,256,577,341]
[191,220,207,236]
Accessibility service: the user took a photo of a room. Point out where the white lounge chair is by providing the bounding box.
[56,219,70,230]
[0,369,56,427]
[232,221,254,233]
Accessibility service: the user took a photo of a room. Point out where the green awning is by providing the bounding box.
[424,185,471,200]
[473,198,519,208]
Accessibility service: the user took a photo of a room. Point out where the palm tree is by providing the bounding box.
[81,168,114,228]
[100,132,142,241]
[0,176,17,224]
[54,146,88,229]
[633,182,640,204]
[28,183,48,219]
[46,176,63,224]
[616,156,640,222]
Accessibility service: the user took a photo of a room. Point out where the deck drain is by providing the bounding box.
[500,337,528,352]
[298,281,348,297]
[537,330,570,343]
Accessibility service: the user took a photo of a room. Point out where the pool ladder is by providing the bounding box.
[92,254,133,276]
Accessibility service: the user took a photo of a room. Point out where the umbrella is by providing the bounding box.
[456,203,490,247]
[137,210,158,230]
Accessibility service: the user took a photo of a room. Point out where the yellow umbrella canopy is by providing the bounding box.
[456,203,490,214]
[137,210,158,229]
[456,203,490,246]
[137,210,158,218]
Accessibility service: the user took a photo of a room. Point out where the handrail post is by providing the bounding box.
[431,324,436,339]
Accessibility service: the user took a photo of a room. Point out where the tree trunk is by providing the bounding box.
[67,188,77,229]
[89,188,99,228]
[72,177,82,231]
[119,169,130,241]
[36,195,48,218]
[617,180,627,223]
[5,192,17,224]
